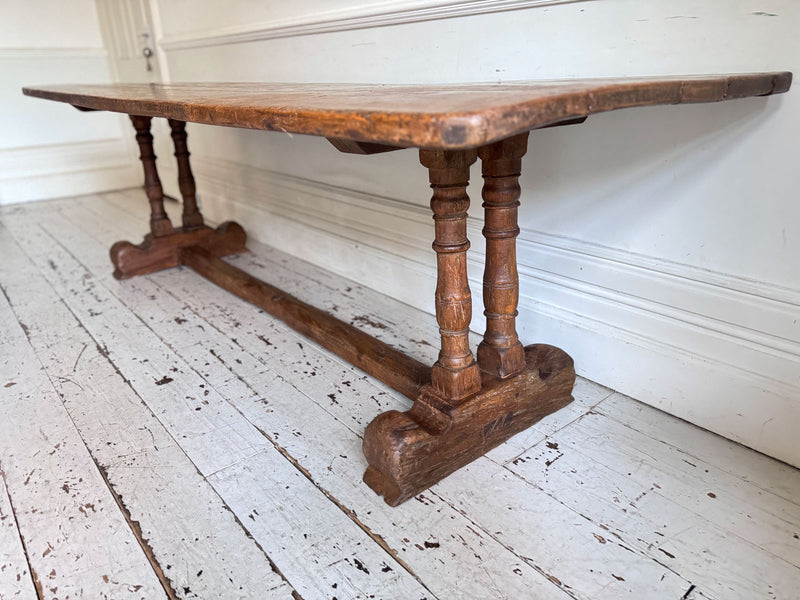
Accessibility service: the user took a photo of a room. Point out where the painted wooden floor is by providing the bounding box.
[1,190,799,600]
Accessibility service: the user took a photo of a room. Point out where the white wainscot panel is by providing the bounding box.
[0,49,139,203]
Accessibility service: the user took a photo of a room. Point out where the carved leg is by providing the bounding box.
[111,116,246,279]
[168,119,204,229]
[129,115,173,237]
[477,133,528,378]
[423,149,482,402]
[363,138,575,506]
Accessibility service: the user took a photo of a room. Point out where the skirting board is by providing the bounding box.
[0,139,140,205]
[158,156,800,468]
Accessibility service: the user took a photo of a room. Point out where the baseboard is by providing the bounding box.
[159,156,800,467]
[0,139,139,205]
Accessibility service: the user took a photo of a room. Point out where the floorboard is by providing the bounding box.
[0,220,296,599]
[0,466,37,600]
[0,229,168,599]
[1,190,799,600]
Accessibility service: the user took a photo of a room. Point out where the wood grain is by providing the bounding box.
[477,133,528,378]
[420,148,482,401]
[20,70,794,512]
[363,344,575,506]
[110,222,247,279]
[23,72,791,149]
[180,245,431,401]
[167,119,204,229]
[129,115,173,237]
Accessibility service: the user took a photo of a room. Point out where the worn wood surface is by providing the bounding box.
[0,220,295,599]
[129,115,173,237]
[0,233,169,599]
[363,344,575,506]
[22,72,791,149]
[167,119,204,229]
[110,221,247,279]
[2,192,799,598]
[420,148,481,401]
[23,70,794,507]
[0,467,37,600]
[180,245,431,401]
[476,133,528,379]
[112,110,576,504]
[73,195,689,598]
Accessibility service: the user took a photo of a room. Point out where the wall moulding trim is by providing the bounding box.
[169,155,800,399]
[0,139,131,180]
[0,47,108,59]
[158,0,591,51]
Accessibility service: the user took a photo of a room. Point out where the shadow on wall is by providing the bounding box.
[519,95,778,242]
[185,92,780,244]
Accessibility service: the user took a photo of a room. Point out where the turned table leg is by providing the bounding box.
[477,133,528,379]
[168,119,204,229]
[362,140,576,506]
[110,116,247,280]
[420,149,482,402]
[129,115,173,237]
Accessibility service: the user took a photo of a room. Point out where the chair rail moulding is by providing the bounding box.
[157,0,591,51]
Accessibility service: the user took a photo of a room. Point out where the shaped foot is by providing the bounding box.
[363,344,575,506]
[110,221,247,279]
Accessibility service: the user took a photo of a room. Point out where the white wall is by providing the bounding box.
[148,0,800,466]
[0,0,139,204]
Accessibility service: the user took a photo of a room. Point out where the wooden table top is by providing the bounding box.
[23,73,791,150]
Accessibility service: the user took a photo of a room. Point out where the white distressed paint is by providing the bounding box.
[0,235,167,598]
[0,220,295,599]
[594,393,800,506]
[556,413,800,564]
[32,201,437,599]
[503,414,800,599]
[209,454,434,600]
[0,472,37,600]
[2,192,800,598]
[54,195,702,597]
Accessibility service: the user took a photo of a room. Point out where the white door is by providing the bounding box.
[94,1,185,199]
[95,0,163,83]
